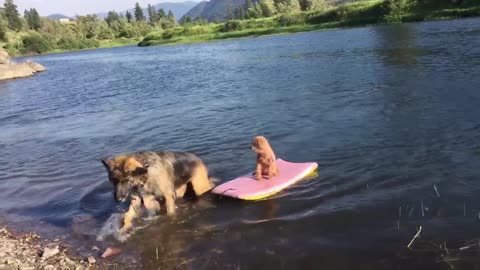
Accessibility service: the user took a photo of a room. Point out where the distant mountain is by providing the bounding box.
[96,1,198,21]
[47,14,72,20]
[181,1,209,20]
[181,0,249,22]
[182,0,362,22]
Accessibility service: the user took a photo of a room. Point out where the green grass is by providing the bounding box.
[5,37,139,57]
[139,0,480,48]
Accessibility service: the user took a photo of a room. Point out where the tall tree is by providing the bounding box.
[134,2,145,21]
[147,4,158,25]
[259,0,277,17]
[275,0,301,13]
[24,8,41,30]
[105,10,120,27]
[246,0,263,18]
[226,0,234,20]
[299,0,324,11]
[167,10,175,25]
[157,8,166,19]
[234,5,246,19]
[4,0,22,31]
[125,10,133,23]
[77,15,100,39]
[0,15,7,41]
[384,0,412,21]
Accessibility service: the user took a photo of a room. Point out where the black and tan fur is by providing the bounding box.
[101,151,216,232]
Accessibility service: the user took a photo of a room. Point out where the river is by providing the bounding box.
[1,17,480,269]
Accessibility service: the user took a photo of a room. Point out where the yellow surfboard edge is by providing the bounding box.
[239,164,319,201]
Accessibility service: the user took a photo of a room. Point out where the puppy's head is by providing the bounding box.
[250,136,270,153]
[101,155,149,202]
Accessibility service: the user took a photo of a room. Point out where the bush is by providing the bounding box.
[183,25,212,36]
[162,29,175,39]
[220,20,243,32]
[383,0,415,22]
[277,13,306,26]
[0,17,7,42]
[307,1,386,25]
[57,37,100,50]
[244,18,277,29]
[21,32,52,54]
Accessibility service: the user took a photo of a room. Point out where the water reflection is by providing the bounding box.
[373,24,425,67]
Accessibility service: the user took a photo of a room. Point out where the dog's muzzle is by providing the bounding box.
[114,192,128,202]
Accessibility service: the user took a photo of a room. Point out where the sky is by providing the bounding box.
[10,0,200,17]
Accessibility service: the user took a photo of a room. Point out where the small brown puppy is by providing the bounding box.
[101,151,216,232]
[250,136,279,180]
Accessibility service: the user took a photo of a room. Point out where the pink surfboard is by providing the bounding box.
[212,159,318,200]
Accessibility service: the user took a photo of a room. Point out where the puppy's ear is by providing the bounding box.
[124,157,148,175]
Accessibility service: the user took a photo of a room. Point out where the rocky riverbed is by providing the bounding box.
[0,226,128,270]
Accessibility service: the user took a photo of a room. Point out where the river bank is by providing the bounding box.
[0,224,136,270]
[0,225,89,270]
[138,0,480,47]
[2,38,139,58]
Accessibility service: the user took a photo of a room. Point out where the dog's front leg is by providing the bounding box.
[175,184,187,198]
[143,194,161,215]
[121,195,142,233]
[255,163,263,181]
[165,192,176,215]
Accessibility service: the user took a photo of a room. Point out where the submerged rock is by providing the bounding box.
[0,48,47,81]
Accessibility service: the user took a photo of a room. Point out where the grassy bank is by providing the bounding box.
[30,38,140,57]
[139,0,480,47]
[2,33,140,57]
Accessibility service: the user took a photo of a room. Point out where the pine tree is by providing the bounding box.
[125,10,133,23]
[134,2,145,21]
[235,5,246,19]
[275,0,301,14]
[246,0,260,18]
[4,0,22,31]
[299,0,324,11]
[259,0,277,17]
[105,10,120,27]
[24,8,41,30]
[226,0,234,20]
[0,14,7,41]
[167,10,175,25]
[147,4,158,25]
[24,9,29,25]
[157,8,166,19]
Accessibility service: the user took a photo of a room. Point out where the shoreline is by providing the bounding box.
[0,225,90,270]
[9,12,480,57]
[9,39,140,59]
[138,3,480,48]
[7,8,480,59]
[0,222,132,269]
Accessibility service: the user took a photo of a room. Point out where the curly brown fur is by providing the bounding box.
[250,136,280,181]
[101,151,216,232]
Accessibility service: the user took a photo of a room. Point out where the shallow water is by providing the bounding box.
[1,18,480,269]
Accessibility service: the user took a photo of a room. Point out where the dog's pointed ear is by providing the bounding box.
[101,158,113,170]
[124,157,148,175]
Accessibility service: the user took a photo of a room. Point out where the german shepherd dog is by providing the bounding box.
[101,151,216,232]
